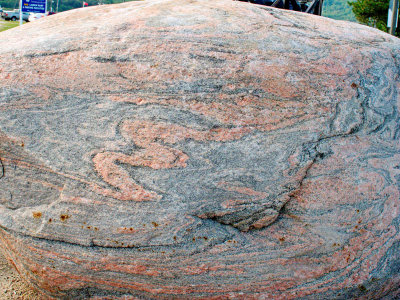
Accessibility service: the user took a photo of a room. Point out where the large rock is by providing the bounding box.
[0,0,399,298]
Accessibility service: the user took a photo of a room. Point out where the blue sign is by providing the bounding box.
[21,0,46,13]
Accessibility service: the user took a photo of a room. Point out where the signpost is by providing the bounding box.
[19,0,47,25]
[388,0,399,35]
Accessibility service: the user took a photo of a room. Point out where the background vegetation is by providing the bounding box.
[323,0,357,21]
[1,0,357,18]
[349,0,395,34]
[0,0,397,36]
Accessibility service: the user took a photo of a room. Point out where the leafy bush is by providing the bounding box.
[323,0,357,21]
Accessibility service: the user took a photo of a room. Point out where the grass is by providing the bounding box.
[0,20,24,32]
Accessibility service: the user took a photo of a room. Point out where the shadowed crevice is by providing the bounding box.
[0,156,4,179]
[197,86,371,232]
[25,48,82,58]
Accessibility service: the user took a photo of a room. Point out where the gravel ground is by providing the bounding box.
[0,253,40,300]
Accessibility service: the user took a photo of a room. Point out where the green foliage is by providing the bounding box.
[0,0,366,23]
[348,0,390,31]
[323,0,357,21]
[0,0,19,10]
[2,0,396,36]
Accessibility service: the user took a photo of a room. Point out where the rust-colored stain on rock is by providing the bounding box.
[0,0,399,299]
[60,214,70,222]
[32,212,42,219]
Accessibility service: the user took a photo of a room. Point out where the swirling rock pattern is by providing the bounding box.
[0,0,399,298]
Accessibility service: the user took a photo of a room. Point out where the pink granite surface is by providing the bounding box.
[0,0,399,298]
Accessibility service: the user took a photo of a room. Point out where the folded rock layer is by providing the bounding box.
[0,0,399,298]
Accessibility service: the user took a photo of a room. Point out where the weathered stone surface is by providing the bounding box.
[0,0,399,298]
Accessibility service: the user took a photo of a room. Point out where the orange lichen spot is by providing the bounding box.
[356,209,360,213]
[151,222,159,228]
[48,218,52,223]
[192,237,196,241]
[32,212,42,219]
[358,285,367,292]
[351,83,359,89]
[60,214,70,221]
[116,227,138,234]
[94,227,99,231]
[87,226,92,229]
[21,142,24,147]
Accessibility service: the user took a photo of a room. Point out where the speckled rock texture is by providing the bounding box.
[0,0,399,298]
